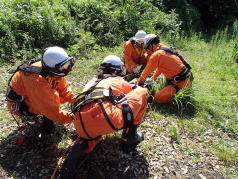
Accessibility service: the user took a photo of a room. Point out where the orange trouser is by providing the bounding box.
[73,87,148,152]
[153,78,192,104]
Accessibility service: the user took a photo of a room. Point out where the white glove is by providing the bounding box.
[132,67,139,75]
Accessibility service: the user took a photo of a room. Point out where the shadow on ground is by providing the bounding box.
[73,136,150,179]
[0,124,66,179]
[0,128,149,179]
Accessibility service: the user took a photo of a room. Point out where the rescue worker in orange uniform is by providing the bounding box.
[123,30,148,77]
[144,34,167,60]
[138,34,192,104]
[6,46,76,134]
[72,55,148,153]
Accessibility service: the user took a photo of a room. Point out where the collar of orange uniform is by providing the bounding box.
[46,76,63,89]
[134,46,144,57]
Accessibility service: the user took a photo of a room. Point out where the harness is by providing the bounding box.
[72,75,134,140]
[5,58,45,116]
[130,38,144,64]
[159,46,193,91]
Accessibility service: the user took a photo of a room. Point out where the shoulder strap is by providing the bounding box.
[159,47,191,70]
[72,74,119,113]
[7,58,43,87]
[18,58,42,74]
[72,87,111,113]
[160,46,178,54]
[87,74,118,92]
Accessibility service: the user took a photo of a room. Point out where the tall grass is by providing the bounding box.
[159,26,238,167]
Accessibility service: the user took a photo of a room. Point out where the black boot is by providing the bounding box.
[121,125,144,150]
[40,117,55,135]
[57,139,88,179]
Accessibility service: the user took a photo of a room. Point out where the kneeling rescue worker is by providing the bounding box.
[123,30,147,77]
[6,46,76,134]
[138,34,193,104]
[72,55,149,152]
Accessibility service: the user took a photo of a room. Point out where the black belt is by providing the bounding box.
[6,86,34,116]
[171,67,191,82]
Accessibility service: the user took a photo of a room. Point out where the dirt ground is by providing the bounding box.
[0,119,229,179]
[0,90,236,179]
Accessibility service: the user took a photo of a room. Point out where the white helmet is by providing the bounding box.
[100,55,124,74]
[144,34,160,49]
[134,30,146,45]
[42,46,74,77]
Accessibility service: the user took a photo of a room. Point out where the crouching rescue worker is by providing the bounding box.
[143,33,167,60]
[72,55,148,152]
[123,30,147,78]
[6,46,76,135]
[57,55,148,179]
[138,34,193,104]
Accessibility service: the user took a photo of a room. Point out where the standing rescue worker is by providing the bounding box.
[6,46,76,134]
[138,34,193,104]
[123,30,147,76]
[72,55,148,152]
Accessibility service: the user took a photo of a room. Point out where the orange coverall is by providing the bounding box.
[123,40,147,73]
[138,49,192,104]
[146,43,166,60]
[73,76,148,152]
[7,61,75,124]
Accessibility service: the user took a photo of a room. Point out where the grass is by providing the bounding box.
[0,30,237,178]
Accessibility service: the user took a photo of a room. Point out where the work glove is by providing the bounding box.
[132,67,140,76]
[129,79,138,89]
[144,80,154,90]
[138,82,144,87]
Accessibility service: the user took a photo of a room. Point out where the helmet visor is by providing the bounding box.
[43,56,75,77]
[55,56,75,76]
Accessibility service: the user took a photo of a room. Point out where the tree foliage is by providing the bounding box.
[149,0,238,31]
[0,0,180,62]
[0,0,237,62]
[187,0,238,30]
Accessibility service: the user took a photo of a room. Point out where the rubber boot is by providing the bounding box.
[121,125,144,150]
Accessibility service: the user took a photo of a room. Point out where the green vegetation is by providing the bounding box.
[0,0,180,62]
[0,0,237,178]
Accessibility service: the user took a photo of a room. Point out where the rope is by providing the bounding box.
[10,112,21,127]
[50,138,74,179]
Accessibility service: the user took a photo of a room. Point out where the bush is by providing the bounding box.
[0,0,182,62]
[0,0,80,62]
[66,0,181,46]
[149,0,201,31]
